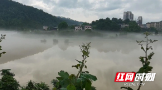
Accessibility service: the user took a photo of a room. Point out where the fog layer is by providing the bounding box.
[0,30,162,90]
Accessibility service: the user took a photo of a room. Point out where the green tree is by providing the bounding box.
[124,19,130,24]
[58,21,68,30]
[0,69,20,90]
[21,80,50,90]
[118,18,123,24]
[68,25,75,29]
[0,0,82,30]
[82,22,90,26]
[128,21,141,32]
[112,18,118,23]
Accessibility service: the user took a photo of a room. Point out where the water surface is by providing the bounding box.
[0,30,162,90]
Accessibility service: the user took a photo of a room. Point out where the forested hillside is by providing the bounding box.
[0,0,83,30]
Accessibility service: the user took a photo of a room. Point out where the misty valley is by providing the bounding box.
[0,0,161,90]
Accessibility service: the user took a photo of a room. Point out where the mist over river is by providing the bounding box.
[0,30,162,90]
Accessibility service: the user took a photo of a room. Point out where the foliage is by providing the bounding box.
[155,30,158,35]
[58,22,68,30]
[123,19,130,24]
[21,80,50,90]
[128,21,141,32]
[91,17,120,31]
[68,25,75,29]
[82,23,90,26]
[0,0,82,30]
[52,42,97,90]
[0,69,20,90]
[121,32,158,90]
[121,21,141,32]
[91,17,142,32]
[0,34,6,57]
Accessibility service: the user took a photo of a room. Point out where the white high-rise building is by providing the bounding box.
[137,16,142,26]
[123,11,134,21]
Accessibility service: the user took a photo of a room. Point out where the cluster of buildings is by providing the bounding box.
[43,11,162,31]
[146,21,162,30]
[42,25,92,31]
[122,11,143,27]
[43,25,92,31]
[43,26,58,31]
[122,11,162,31]
[74,25,92,31]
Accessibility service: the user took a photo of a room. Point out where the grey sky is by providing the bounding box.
[13,0,162,24]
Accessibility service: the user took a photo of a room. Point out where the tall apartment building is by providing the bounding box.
[123,11,134,21]
[137,16,142,26]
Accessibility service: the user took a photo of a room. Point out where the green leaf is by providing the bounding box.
[145,61,150,66]
[69,74,76,80]
[82,50,89,57]
[137,67,144,73]
[145,66,153,73]
[58,71,69,79]
[60,88,67,90]
[72,65,78,69]
[85,80,92,90]
[53,87,57,90]
[153,40,158,42]
[76,60,82,64]
[141,47,145,51]
[56,77,63,81]
[80,73,97,81]
[121,87,133,90]
[76,78,84,83]
[85,65,87,69]
[146,48,149,50]
[67,84,76,90]
[139,56,145,63]
[148,52,154,60]
[77,64,80,67]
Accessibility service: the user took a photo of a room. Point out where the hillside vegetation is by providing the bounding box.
[0,0,83,30]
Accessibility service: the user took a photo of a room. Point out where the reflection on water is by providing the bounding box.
[40,39,47,44]
[53,39,58,45]
[0,30,162,90]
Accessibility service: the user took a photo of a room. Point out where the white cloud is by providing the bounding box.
[13,0,162,23]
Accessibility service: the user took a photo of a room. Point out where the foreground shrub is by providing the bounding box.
[121,32,158,90]
[52,42,97,90]
[0,69,20,90]
[21,80,50,90]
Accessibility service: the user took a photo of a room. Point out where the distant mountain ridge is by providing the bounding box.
[0,0,83,30]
